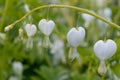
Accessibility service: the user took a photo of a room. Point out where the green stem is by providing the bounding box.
[6,5,120,30]
[1,0,10,31]
[101,75,105,80]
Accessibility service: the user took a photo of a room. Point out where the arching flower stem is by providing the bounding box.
[5,5,120,31]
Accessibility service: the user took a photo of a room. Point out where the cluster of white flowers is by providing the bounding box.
[66,26,117,75]
[24,17,117,75]
[8,2,116,76]
[3,2,118,79]
[25,19,55,37]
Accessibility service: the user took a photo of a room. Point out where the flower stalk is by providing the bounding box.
[4,5,120,31]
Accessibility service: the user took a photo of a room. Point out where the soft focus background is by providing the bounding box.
[0,0,120,80]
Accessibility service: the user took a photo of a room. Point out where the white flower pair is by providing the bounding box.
[25,19,55,48]
[25,19,55,37]
[67,26,117,75]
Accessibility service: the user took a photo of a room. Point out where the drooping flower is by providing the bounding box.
[38,19,55,47]
[94,39,117,60]
[94,39,117,75]
[25,24,37,49]
[67,27,85,48]
[38,19,55,36]
[25,23,37,37]
[67,27,85,61]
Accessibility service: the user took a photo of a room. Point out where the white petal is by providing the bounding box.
[105,39,117,59]
[25,24,37,37]
[38,19,55,36]
[67,27,85,47]
[94,39,117,60]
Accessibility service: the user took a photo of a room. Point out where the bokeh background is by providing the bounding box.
[0,0,120,80]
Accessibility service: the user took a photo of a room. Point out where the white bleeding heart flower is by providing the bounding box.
[25,24,37,37]
[94,39,117,60]
[12,62,23,76]
[67,27,85,48]
[94,39,117,75]
[67,27,85,61]
[38,19,55,36]
[82,13,94,24]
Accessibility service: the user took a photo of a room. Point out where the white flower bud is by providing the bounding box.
[67,27,85,48]
[19,28,23,38]
[38,19,55,36]
[4,25,13,32]
[94,39,117,60]
[12,62,23,76]
[25,24,37,37]
[24,4,30,12]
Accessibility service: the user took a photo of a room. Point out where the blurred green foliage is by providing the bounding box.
[0,0,120,80]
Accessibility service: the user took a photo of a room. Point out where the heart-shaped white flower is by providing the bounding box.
[94,39,117,60]
[25,24,37,37]
[67,27,85,48]
[38,19,55,36]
